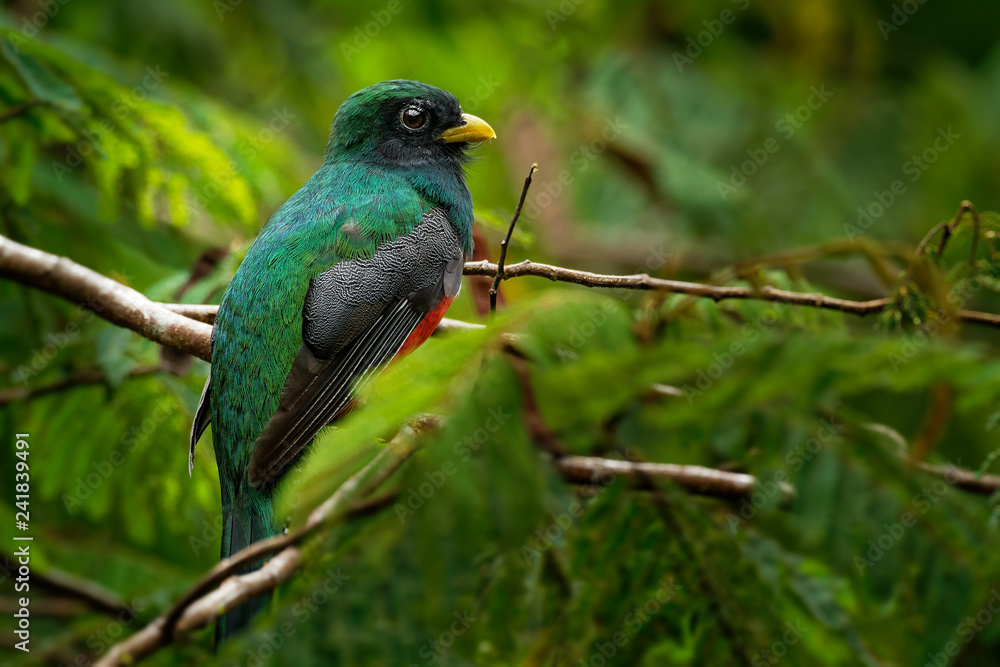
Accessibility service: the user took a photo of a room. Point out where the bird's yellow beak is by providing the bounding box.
[437,113,496,143]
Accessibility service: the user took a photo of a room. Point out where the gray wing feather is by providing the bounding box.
[189,371,212,476]
[247,209,463,489]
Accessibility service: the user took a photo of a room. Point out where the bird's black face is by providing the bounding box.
[329,80,495,170]
[377,93,467,165]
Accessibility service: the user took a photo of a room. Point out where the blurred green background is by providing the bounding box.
[3,0,1000,665]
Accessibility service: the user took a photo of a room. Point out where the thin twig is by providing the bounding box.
[0,100,40,123]
[916,460,1000,496]
[556,456,796,502]
[0,559,130,617]
[915,200,979,261]
[471,259,892,309]
[462,258,1000,327]
[490,163,536,313]
[915,220,950,258]
[0,598,91,617]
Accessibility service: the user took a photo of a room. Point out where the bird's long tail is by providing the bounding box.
[216,486,275,643]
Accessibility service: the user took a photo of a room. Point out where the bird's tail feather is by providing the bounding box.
[216,492,274,644]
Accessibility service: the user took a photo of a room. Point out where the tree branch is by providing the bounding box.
[159,302,485,336]
[162,264,1000,329]
[463,259,1000,327]
[914,200,979,261]
[555,456,796,502]
[4,232,999,387]
[0,555,130,617]
[0,597,92,617]
[916,460,1000,496]
[0,235,212,360]
[0,100,40,123]
[96,418,434,667]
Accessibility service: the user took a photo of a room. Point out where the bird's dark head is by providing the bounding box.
[325,79,495,171]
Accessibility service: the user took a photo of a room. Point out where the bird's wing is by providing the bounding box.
[189,370,213,475]
[246,208,463,489]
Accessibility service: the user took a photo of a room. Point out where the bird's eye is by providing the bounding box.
[400,106,427,130]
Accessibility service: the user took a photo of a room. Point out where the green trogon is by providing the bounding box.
[188,80,495,638]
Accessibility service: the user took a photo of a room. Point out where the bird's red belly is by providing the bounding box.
[395,296,454,359]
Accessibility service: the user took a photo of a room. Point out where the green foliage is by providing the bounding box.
[203,293,1000,666]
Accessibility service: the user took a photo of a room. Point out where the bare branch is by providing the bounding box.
[0,597,91,617]
[463,259,1000,327]
[915,461,1000,496]
[162,265,1000,331]
[0,237,485,366]
[33,568,131,617]
[0,556,130,617]
[956,309,1000,327]
[915,200,980,261]
[160,302,483,336]
[0,100,40,123]
[556,456,796,502]
[0,235,212,360]
[465,259,894,313]
[649,383,684,398]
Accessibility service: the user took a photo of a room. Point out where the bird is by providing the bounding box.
[187,80,495,639]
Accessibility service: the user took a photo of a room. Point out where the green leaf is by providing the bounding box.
[3,125,36,204]
[1,34,83,111]
[96,327,135,387]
